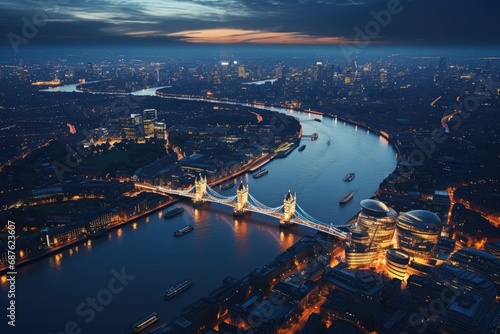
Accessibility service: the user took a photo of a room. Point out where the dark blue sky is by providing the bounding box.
[1,0,499,46]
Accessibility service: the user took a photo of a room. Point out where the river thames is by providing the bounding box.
[1,88,397,334]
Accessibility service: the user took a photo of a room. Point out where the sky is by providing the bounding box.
[1,0,499,47]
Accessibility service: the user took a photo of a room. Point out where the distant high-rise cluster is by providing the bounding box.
[120,109,167,142]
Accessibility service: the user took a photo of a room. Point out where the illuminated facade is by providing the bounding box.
[280,190,296,227]
[357,199,398,250]
[396,210,441,262]
[385,248,410,280]
[346,199,397,268]
[122,113,144,141]
[153,122,167,140]
[233,182,248,217]
[143,109,157,137]
[345,228,377,268]
[194,174,207,207]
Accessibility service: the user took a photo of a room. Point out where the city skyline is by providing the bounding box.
[0,2,499,333]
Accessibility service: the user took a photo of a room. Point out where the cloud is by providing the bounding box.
[0,0,499,45]
[166,28,349,44]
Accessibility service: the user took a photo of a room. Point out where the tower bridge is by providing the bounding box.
[135,176,349,239]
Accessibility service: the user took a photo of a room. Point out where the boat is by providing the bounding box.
[84,228,109,239]
[314,118,322,122]
[304,108,323,116]
[164,279,193,299]
[327,141,331,145]
[310,133,318,141]
[220,181,235,190]
[339,191,355,204]
[298,145,306,151]
[253,169,269,178]
[163,207,184,218]
[173,225,194,237]
[129,312,159,333]
[343,172,355,182]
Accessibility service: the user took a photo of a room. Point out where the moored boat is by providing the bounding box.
[130,312,159,333]
[163,207,184,218]
[253,169,269,178]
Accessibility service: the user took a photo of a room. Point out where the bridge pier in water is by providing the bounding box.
[233,182,248,217]
[280,190,296,228]
[193,175,207,208]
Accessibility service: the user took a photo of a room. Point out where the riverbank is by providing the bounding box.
[0,196,177,275]
[155,90,401,160]
[0,151,283,275]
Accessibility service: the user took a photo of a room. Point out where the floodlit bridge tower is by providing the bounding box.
[233,182,249,217]
[280,190,296,228]
[193,174,207,207]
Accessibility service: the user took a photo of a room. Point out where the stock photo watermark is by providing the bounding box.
[401,287,457,334]
[48,267,135,334]
[7,0,70,53]
[341,0,411,59]
[237,290,288,333]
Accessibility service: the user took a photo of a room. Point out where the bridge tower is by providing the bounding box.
[280,190,296,228]
[193,174,207,207]
[233,182,248,217]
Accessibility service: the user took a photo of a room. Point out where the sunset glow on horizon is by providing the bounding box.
[165,29,349,44]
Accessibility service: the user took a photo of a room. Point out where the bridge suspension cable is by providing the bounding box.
[248,194,284,213]
[205,185,237,202]
[136,182,348,238]
[295,204,325,225]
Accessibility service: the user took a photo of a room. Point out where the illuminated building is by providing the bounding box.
[433,190,451,209]
[448,248,500,293]
[385,248,410,280]
[153,122,167,140]
[357,199,398,250]
[143,109,157,137]
[31,79,61,86]
[345,228,377,268]
[238,65,245,78]
[346,199,397,268]
[279,190,296,228]
[396,210,441,262]
[121,114,144,141]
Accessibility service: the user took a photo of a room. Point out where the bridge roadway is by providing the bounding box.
[135,182,349,239]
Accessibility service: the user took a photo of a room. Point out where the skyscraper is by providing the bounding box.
[238,65,246,78]
[122,114,144,141]
[153,122,167,141]
[143,109,157,138]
